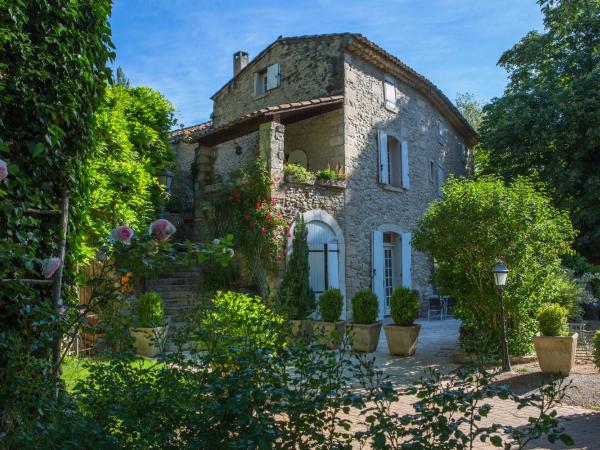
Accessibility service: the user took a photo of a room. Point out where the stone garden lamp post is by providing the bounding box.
[492,262,511,372]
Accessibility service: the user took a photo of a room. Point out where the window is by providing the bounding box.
[437,120,446,142]
[378,131,410,189]
[384,74,397,111]
[255,63,280,95]
[429,160,435,183]
[383,233,396,312]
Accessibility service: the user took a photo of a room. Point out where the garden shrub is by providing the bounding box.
[278,214,315,319]
[390,287,420,326]
[195,290,285,359]
[136,292,164,327]
[593,330,600,370]
[284,163,312,182]
[319,288,343,322]
[536,303,568,337]
[413,176,575,356]
[352,290,378,324]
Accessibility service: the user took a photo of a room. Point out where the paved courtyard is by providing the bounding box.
[354,319,600,449]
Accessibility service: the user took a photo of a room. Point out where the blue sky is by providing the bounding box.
[111,0,544,127]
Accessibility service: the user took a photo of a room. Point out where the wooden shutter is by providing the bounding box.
[401,140,410,189]
[436,163,445,197]
[384,75,396,109]
[372,230,385,321]
[378,130,389,185]
[401,232,412,288]
[266,63,280,90]
[309,243,325,298]
[327,243,339,290]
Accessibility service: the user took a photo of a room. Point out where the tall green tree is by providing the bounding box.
[413,176,576,356]
[479,0,600,261]
[455,92,488,175]
[278,215,315,319]
[85,83,176,251]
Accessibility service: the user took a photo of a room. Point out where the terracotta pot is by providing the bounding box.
[130,326,169,357]
[312,320,346,349]
[286,319,313,344]
[348,321,382,353]
[533,333,578,375]
[384,324,421,356]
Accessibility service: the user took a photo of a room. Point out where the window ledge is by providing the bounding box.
[382,184,406,193]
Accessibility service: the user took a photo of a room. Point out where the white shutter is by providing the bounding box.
[266,63,280,90]
[309,243,325,298]
[437,163,445,197]
[401,140,410,189]
[378,130,389,185]
[401,232,412,288]
[384,75,396,109]
[372,230,385,321]
[327,243,339,290]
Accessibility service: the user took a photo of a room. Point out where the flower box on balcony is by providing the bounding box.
[315,178,346,189]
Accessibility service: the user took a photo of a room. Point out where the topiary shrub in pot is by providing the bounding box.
[348,290,382,353]
[384,287,421,356]
[130,292,169,357]
[533,303,577,375]
[312,288,345,349]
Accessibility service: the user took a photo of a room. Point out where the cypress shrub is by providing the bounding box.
[390,287,419,326]
[352,290,378,324]
[319,288,343,322]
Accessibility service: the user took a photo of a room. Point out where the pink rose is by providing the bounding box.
[111,225,134,245]
[149,219,176,241]
[42,257,61,279]
[0,160,7,181]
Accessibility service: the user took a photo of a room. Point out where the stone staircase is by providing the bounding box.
[143,267,203,340]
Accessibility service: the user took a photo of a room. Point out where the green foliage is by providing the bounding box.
[536,303,569,337]
[278,215,315,319]
[455,92,484,131]
[318,288,343,322]
[390,287,420,326]
[593,330,600,370]
[194,291,285,359]
[315,168,338,181]
[136,292,164,327]
[479,0,600,262]
[86,83,176,251]
[284,163,312,182]
[543,269,584,321]
[413,176,575,356]
[0,0,114,435]
[352,290,379,324]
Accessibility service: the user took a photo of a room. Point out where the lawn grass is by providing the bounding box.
[61,355,161,392]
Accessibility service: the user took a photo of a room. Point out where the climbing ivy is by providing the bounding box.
[0,0,114,432]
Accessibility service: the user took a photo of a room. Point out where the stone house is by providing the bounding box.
[170,33,477,320]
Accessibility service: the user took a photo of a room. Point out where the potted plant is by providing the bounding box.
[312,288,345,349]
[283,163,315,185]
[348,290,382,353]
[314,168,346,189]
[130,292,169,357]
[384,287,421,356]
[533,303,578,375]
[278,215,315,342]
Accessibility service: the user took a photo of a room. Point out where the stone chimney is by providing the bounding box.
[233,51,249,77]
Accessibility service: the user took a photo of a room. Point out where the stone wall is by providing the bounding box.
[284,109,344,171]
[213,131,259,182]
[342,50,469,312]
[212,36,347,126]
[277,182,345,226]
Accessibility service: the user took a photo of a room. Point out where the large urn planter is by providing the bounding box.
[349,322,382,353]
[384,324,421,356]
[131,326,169,357]
[286,319,313,344]
[312,320,346,349]
[533,333,578,375]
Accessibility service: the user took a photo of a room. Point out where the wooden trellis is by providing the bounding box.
[2,191,69,390]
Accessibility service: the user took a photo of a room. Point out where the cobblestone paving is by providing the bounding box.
[354,319,600,449]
